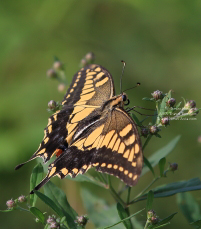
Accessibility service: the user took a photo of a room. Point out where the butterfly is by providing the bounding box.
[15,64,143,193]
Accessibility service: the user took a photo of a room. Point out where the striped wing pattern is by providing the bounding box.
[16,64,143,192]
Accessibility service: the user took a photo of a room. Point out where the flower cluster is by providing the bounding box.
[140,90,199,138]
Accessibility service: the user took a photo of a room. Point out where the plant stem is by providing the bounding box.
[107,175,126,207]
[129,176,160,205]
[144,220,149,229]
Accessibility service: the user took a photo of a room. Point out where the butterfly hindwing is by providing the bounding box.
[32,106,142,192]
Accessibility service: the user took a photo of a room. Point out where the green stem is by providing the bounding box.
[107,175,125,207]
[129,176,160,205]
[127,187,131,205]
[144,220,149,229]
[16,206,30,212]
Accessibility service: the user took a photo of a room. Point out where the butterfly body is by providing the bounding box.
[15,64,143,192]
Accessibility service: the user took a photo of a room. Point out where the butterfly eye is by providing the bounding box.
[122,94,127,101]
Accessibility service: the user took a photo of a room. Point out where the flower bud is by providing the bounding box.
[167,98,176,107]
[85,52,95,62]
[188,108,199,116]
[6,199,16,209]
[47,69,57,79]
[184,100,196,110]
[48,100,57,110]
[53,61,63,70]
[50,221,59,229]
[75,215,89,227]
[58,83,66,92]
[149,125,159,135]
[150,216,159,225]
[47,216,55,224]
[169,163,178,172]
[141,128,149,137]
[161,117,169,126]
[151,90,164,101]
[147,209,156,219]
[17,195,26,203]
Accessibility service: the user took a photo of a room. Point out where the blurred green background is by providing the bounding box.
[0,0,201,228]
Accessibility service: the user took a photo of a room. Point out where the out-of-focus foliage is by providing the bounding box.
[0,0,201,228]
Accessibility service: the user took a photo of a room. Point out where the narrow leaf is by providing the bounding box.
[98,209,145,229]
[66,174,105,187]
[146,190,154,213]
[81,188,122,228]
[29,207,45,224]
[157,212,177,225]
[142,135,181,176]
[0,209,13,212]
[177,192,201,223]
[150,222,170,228]
[190,220,201,228]
[143,156,155,177]
[30,163,44,207]
[117,203,132,229]
[158,158,166,177]
[135,178,201,202]
[131,113,141,126]
[142,97,155,102]
[44,181,78,229]
[34,191,64,217]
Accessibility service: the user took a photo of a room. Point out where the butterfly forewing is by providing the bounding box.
[16,64,143,192]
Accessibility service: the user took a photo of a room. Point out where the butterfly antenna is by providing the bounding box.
[123,82,141,93]
[120,60,126,94]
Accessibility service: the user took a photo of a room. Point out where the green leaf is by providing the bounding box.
[152,110,158,125]
[141,135,181,176]
[177,192,201,223]
[34,191,64,217]
[0,209,14,212]
[151,212,177,228]
[66,174,105,187]
[44,181,78,229]
[81,188,122,229]
[190,220,201,228]
[29,207,45,224]
[131,113,141,126]
[30,163,44,207]
[146,190,154,213]
[176,101,182,109]
[150,222,170,228]
[158,158,166,177]
[98,209,145,229]
[142,97,155,102]
[158,91,171,116]
[136,178,201,202]
[117,203,132,229]
[144,156,155,177]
